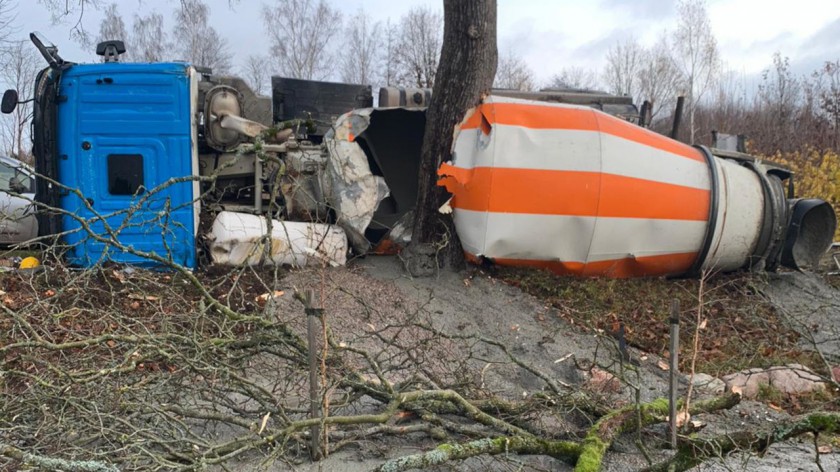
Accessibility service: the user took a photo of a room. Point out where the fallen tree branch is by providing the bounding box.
[376,393,742,472]
[0,444,120,472]
[644,411,840,472]
[574,392,741,472]
[374,436,581,472]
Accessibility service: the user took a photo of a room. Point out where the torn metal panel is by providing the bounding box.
[322,107,426,252]
[322,109,389,252]
[207,211,347,267]
[351,108,426,233]
[371,211,413,255]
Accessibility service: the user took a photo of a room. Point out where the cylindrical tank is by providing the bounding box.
[207,211,347,267]
[378,86,432,108]
[438,96,835,277]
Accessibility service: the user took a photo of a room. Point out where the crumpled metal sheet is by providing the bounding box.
[322,109,390,253]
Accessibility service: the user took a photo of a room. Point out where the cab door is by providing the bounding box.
[57,63,198,268]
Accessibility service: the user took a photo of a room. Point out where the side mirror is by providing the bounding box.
[2,89,18,114]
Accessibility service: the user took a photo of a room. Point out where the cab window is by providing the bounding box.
[0,160,32,193]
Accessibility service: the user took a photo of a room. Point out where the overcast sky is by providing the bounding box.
[11,0,840,87]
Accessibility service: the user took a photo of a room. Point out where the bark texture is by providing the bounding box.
[410,0,497,269]
[644,411,840,472]
[574,392,741,472]
[375,436,581,472]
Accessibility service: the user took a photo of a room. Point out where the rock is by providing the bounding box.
[691,373,726,394]
[767,364,825,395]
[585,368,621,393]
[722,368,770,399]
[723,364,825,399]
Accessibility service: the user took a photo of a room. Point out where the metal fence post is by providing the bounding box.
[304,289,323,460]
[669,299,680,449]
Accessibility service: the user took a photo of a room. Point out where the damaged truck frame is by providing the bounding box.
[3,33,836,278]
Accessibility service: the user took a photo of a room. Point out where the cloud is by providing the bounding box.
[797,16,840,60]
[571,27,638,61]
[597,0,675,20]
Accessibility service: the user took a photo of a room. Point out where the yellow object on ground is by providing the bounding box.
[19,257,40,269]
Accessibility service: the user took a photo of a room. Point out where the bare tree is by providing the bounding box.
[393,6,443,88]
[603,37,644,98]
[382,20,399,87]
[688,67,750,148]
[547,66,600,91]
[494,49,535,91]
[172,0,232,74]
[754,53,802,152]
[96,1,230,70]
[0,41,40,161]
[813,60,840,149]
[672,0,720,143]
[339,8,380,85]
[638,34,683,122]
[38,0,94,43]
[96,3,132,61]
[39,0,239,43]
[0,0,15,45]
[262,0,341,80]
[241,54,270,95]
[132,12,168,62]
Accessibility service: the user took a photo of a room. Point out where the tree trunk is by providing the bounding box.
[408,0,497,276]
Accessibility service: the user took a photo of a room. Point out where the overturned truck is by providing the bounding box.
[7,33,836,277]
[440,96,835,277]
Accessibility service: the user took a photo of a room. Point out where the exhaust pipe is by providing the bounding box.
[438,96,837,278]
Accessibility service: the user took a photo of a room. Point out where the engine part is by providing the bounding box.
[204,84,244,152]
[379,87,432,108]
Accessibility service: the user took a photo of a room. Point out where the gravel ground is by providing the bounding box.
[762,271,840,362]
[267,258,840,471]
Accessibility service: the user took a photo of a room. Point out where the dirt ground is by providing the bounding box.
[3,252,840,471]
[762,271,840,361]
[268,256,840,471]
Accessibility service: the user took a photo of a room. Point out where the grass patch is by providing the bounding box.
[494,267,820,376]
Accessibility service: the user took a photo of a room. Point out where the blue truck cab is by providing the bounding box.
[24,35,200,269]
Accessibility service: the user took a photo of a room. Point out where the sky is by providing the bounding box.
[9,0,840,88]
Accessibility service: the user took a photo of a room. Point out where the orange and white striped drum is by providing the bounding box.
[438,96,772,278]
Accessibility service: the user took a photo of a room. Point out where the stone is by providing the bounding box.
[585,368,621,393]
[767,364,825,395]
[691,373,726,394]
[722,368,770,399]
[722,364,825,399]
